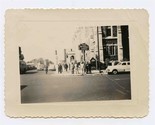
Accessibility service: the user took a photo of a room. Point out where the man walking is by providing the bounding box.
[45,65,48,74]
[81,62,85,75]
[86,62,89,74]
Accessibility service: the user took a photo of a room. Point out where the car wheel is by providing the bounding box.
[112,70,118,75]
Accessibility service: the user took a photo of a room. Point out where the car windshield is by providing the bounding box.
[114,62,119,65]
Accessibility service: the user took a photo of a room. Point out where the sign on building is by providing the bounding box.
[78,43,89,51]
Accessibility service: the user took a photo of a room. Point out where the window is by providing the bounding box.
[106,26,111,36]
[106,44,117,56]
[112,26,117,37]
[128,62,130,65]
[114,62,119,65]
[122,63,126,65]
[108,63,112,66]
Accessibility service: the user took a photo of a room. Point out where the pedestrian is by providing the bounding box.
[58,63,62,74]
[58,64,60,74]
[76,62,80,74]
[64,63,68,72]
[81,62,85,75]
[88,62,92,74]
[66,64,68,71]
[69,63,70,70]
[71,62,75,74]
[74,63,77,74]
[59,64,63,74]
[45,65,48,74]
[85,62,89,74]
[75,62,80,74]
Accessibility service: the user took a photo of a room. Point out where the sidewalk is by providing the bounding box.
[51,69,107,76]
[91,70,107,75]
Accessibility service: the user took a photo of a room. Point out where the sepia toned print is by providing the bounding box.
[5,9,148,117]
[20,25,131,103]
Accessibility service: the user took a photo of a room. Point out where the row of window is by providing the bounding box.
[102,26,117,37]
[122,62,130,65]
[104,45,118,56]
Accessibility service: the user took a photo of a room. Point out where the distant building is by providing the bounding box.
[72,26,98,62]
[64,49,76,64]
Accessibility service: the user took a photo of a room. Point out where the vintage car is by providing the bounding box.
[26,62,37,70]
[106,61,130,74]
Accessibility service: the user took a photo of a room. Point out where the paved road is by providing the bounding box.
[20,70,131,103]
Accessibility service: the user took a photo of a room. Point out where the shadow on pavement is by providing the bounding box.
[108,72,130,75]
[25,70,38,74]
[117,72,130,75]
[21,85,28,90]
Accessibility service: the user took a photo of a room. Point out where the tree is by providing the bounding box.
[19,47,24,60]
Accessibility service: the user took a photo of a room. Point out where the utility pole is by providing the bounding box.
[97,26,101,73]
[83,50,85,61]
[64,49,66,63]
[55,50,58,65]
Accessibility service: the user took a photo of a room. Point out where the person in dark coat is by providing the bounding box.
[58,64,60,74]
[58,63,62,74]
[59,64,63,74]
[45,65,48,74]
[86,62,89,74]
[71,62,75,74]
[64,63,68,71]
[88,62,92,74]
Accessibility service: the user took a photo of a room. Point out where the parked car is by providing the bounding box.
[26,62,37,70]
[106,61,130,74]
[108,61,119,66]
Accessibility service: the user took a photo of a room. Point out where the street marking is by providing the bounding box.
[115,78,120,80]
[105,75,131,95]
[115,78,130,81]
[116,89,127,95]
[105,75,126,90]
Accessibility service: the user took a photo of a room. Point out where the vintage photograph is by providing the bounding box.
[19,24,131,103]
[5,9,148,117]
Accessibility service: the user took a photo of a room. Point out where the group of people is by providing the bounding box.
[45,61,92,75]
[70,62,80,74]
[58,61,92,75]
[80,61,92,75]
[70,61,92,75]
[57,63,68,74]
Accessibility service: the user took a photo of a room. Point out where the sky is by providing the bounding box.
[18,21,77,63]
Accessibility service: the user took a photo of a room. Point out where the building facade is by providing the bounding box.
[72,25,130,63]
[102,25,130,62]
[64,49,76,64]
[72,26,98,63]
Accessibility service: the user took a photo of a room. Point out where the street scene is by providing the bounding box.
[21,71,130,103]
[19,25,131,103]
